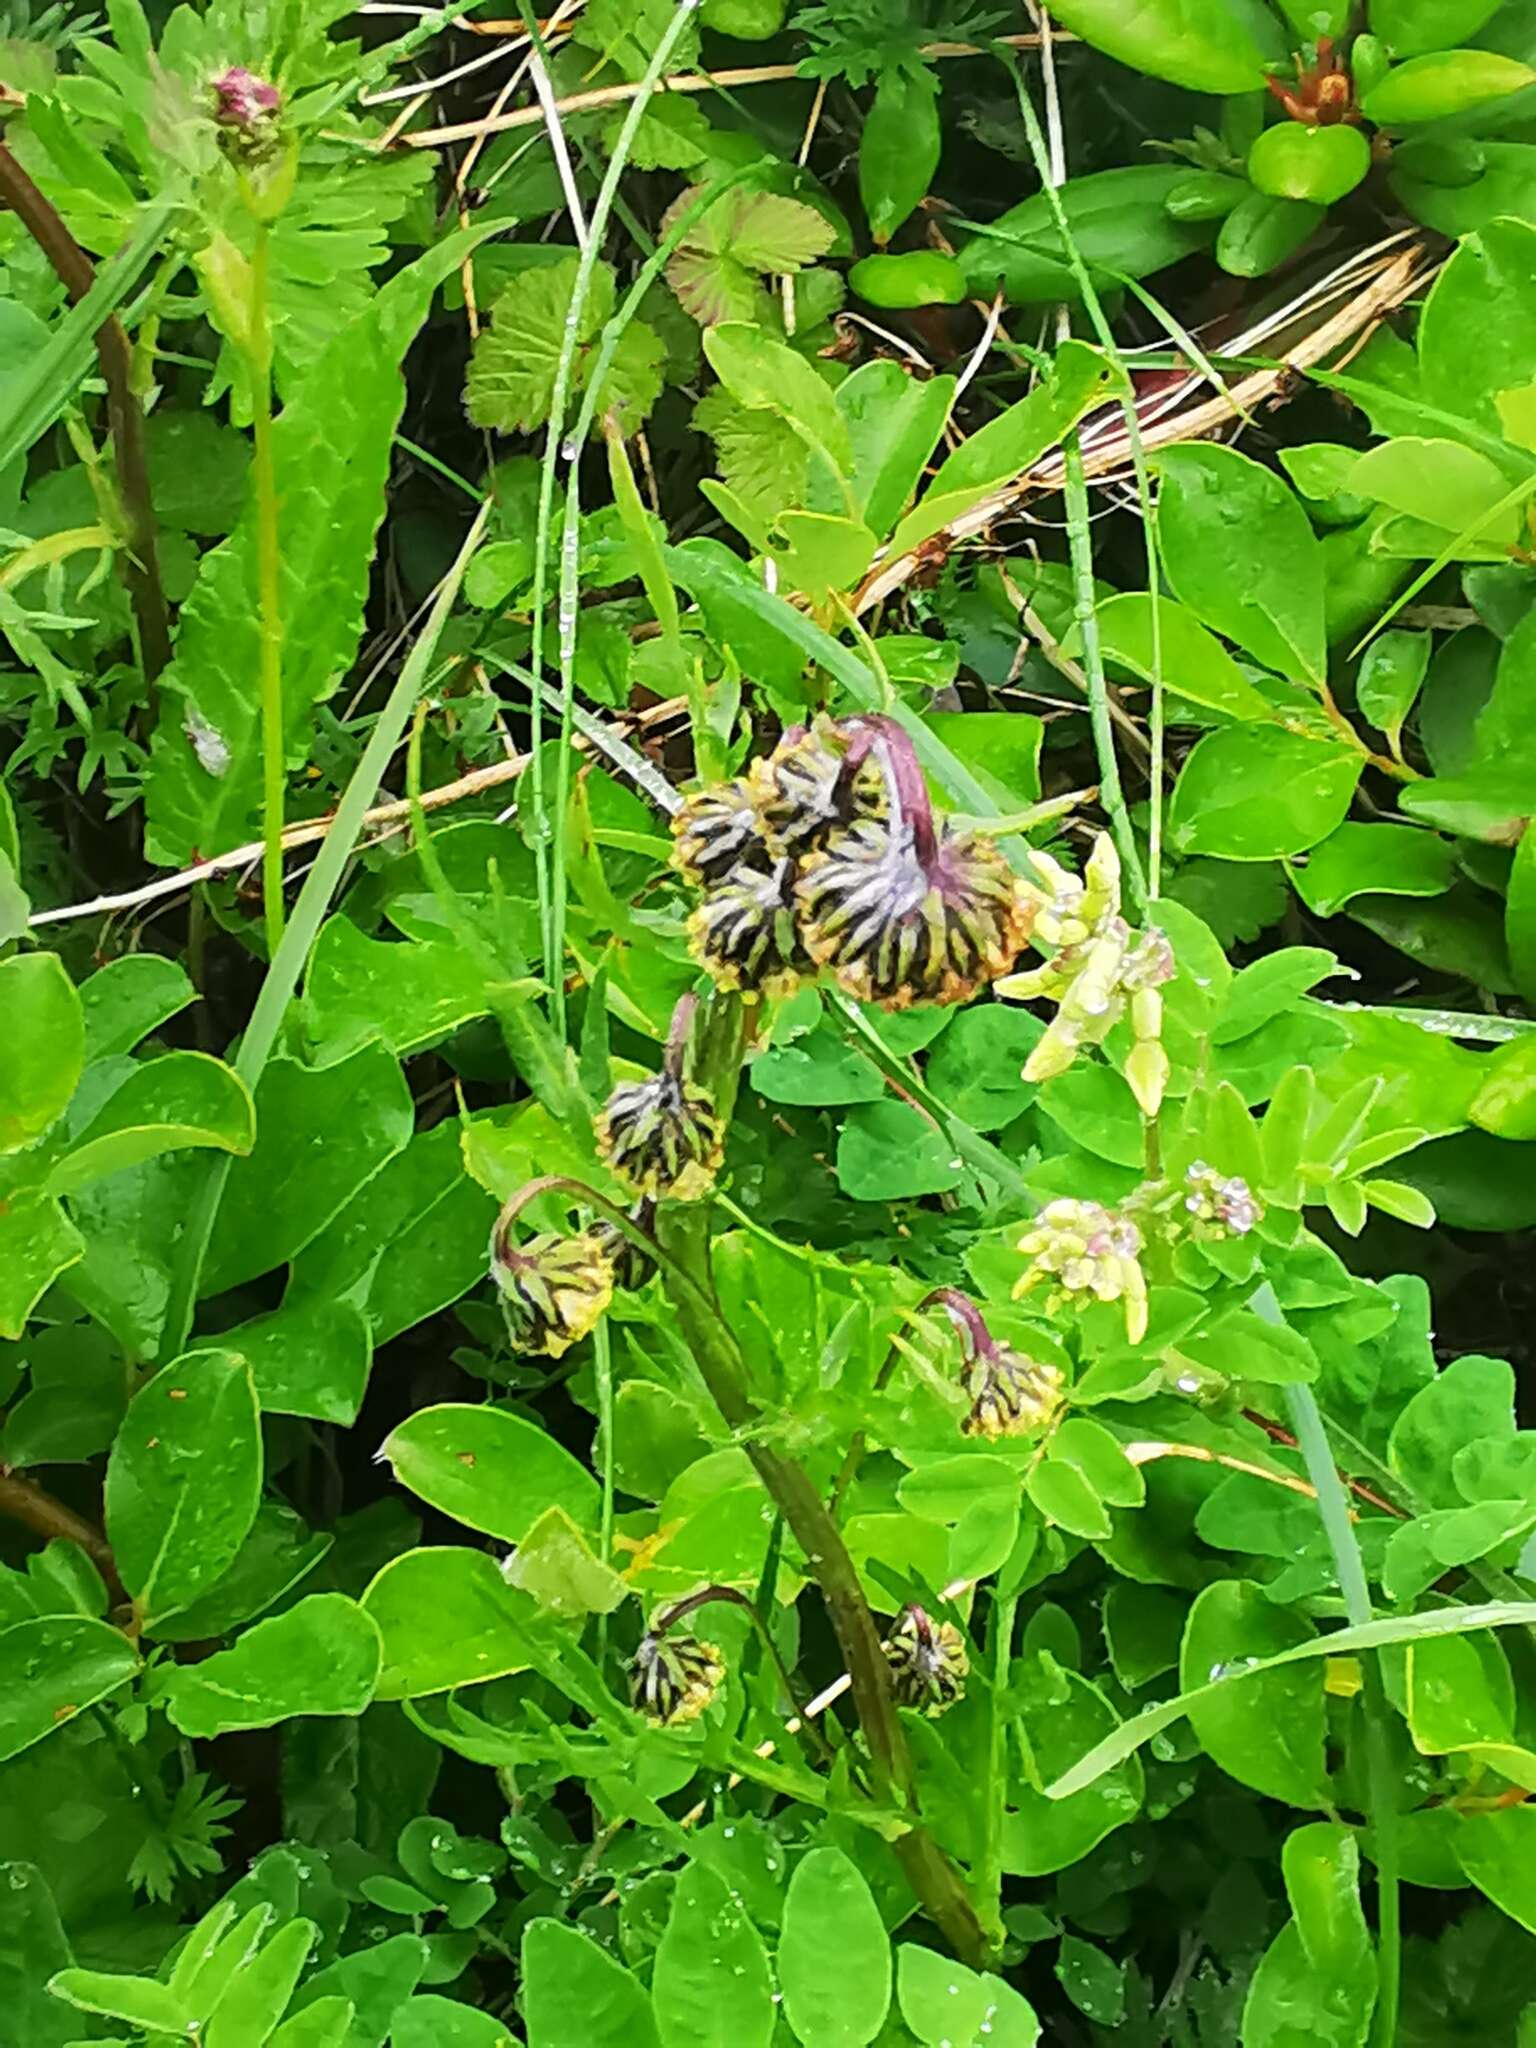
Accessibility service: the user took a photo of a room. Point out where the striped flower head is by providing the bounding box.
[591,1200,658,1291]
[491,1229,614,1359]
[670,777,765,887]
[883,1604,969,1717]
[597,1073,723,1202]
[630,1628,726,1728]
[752,717,887,860]
[688,854,809,998]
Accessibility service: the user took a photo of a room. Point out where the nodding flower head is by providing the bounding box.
[597,1074,722,1202]
[752,717,887,860]
[491,1228,613,1358]
[1183,1161,1262,1238]
[1015,1197,1148,1345]
[591,1200,658,1290]
[670,777,765,887]
[928,1289,1065,1440]
[688,854,809,997]
[630,1627,725,1728]
[211,66,282,150]
[793,721,1030,1011]
[883,1604,969,1717]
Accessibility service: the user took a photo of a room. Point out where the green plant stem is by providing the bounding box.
[0,145,171,686]
[250,220,285,957]
[161,502,492,1358]
[1253,1287,1400,2047]
[979,1588,1017,1953]
[594,1315,614,1664]
[539,0,719,1038]
[651,993,989,1967]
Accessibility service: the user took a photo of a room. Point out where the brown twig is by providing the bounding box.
[0,1471,125,1600]
[396,35,1064,148]
[0,143,171,686]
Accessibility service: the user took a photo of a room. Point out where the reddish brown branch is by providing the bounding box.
[0,1470,124,1598]
[0,143,171,685]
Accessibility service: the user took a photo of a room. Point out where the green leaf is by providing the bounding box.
[287,1935,425,2043]
[1103,1583,1187,1690]
[0,1617,137,1764]
[924,1006,1044,1132]
[1026,0,1278,94]
[1056,1937,1126,2026]
[1349,438,1525,553]
[1215,948,1343,1042]
[1049,1599,1536,1797]
[693,387,808,528]
[703,322,852,476]
[1362,48,1535,124]
[778,1847,891,2048]
[45,1053,254,1195]
[193,1296,372,1427]
[836,362,956,539]
[0,1862,74,2048]
[145,235,484,864]
[1455,1806,1536,1932]
[1357,627,1432,742]
[1158,444,1325,683]
[205,1918,317,2048]
[960,166,1220,306]
[1076,592,1275,721]
[860,67,940,245]
[45,1968,191,2035]
[1003,1658,1144,1876]
[1169,727,1363,859]
[78,955,196,1061]
[159,1594,381,1739]
[467,255,663,437]
[1389,1353,1514,1507]
[379,1404,601,1542]
[151,1500,332,1645]
[391,1997,517,2047]
[0,953,82,1153]
[896,1947,1040,2046]
[501,1505,628,1618]
[521,1920,660,2048]
[1470,1034,1536,1140]
[654,1862,775,2048]
[1407,1629,1514,1753]
[202,1041,413,1296]
[1417,217,1536,439]
[105,1350,262,1626]
[363,1547,538,1701]
[1508,825,1536,1003]
[0,1193,83,1341]
[1290,822,1455,916]
[665,186,835,326]
[305,921,494,1062]
[835,1100,964,1200]
[893,342,1116,558]
[1369,0,1505,58]
[1180,1582,1328,1807]
[750,1029,884,1107]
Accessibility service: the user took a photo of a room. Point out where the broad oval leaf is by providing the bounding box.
[1169,727,1363,859]
[364,1547,540,1701]
[778,1846,891,2048]
[653,1862,775,2048]
[1004,1658,1144,1876]
[521,1919,660,2048]
[0,1615,138,1764]
[46,1051,254,1195]
[379,1403,600,1542]
[1180,1581,1329,1808]
[1043,0,1280,93]
[159,1593,382,1737]
[0,952,83,1153]
[104,1349,262,1627]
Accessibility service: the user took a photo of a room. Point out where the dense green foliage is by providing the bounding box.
[5,0,1536,2042]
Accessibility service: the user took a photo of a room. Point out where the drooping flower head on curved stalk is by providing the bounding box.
[596,994,724,1202]
[490,1225,614,1359]
[926,1287,1066,1441]
[883,1604,970,1717]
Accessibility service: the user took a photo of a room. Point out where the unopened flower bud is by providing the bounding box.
[1016,1198,1149,1344]
[1124,1037,1170,1119]
[963,1345,1065,1440]
[1184,1161,1262,1238]
[491,1230,613,1358]
[596,1072,722,1202]
[630,1628,725,1727]
[212,66,281,129]
[883,1605,969,1717]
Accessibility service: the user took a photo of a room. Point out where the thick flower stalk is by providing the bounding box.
[998,833,1175,1114]
[883,1604,969,1717]
[1015,1197,1149,1345]
[490,1226,614,1359]
[595,995,723,1202]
